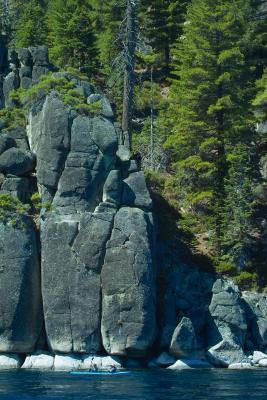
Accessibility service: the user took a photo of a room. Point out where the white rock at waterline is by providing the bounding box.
[22,352,54,370]
[81,355,123,371]
[259,358,267,367]
[252,351,267,364]
[0,354,22,369]
[54,355,82,371]
[228,363,254,369]
[156,352,176,367]
[168,359,212,370]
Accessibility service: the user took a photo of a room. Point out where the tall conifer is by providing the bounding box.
[164,0,258,265]
[47,0,98,75]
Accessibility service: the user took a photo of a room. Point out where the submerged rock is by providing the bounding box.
[168,359,212,370]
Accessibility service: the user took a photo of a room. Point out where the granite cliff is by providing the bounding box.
[0,46,267,371]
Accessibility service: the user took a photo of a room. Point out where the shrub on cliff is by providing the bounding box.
[0,194,30,225]
[10,73,102,117]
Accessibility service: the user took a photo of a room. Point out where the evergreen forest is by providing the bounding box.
[1,0,267,290]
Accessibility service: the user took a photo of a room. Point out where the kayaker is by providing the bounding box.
[108,364,117,373]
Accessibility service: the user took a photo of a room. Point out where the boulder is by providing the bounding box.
[259,358,267,367]
[156,352,176,367]
[54,354,82,371]
[102,170,122,207]
[0,172,4,187]
[228,363,254,369]
[1,176,32,203]
[101,207,156,357]
[0,216,42,352]
[17,48,32,67]
[0,148,35,176]
[208,279,247,347]
[121,160,139,178]
[0,134,16,156]
[122,171,152,210]
[29,46,49,67]
[168,359,212,370]
[252,351,267,365]
[207,340,248,367]
[116,145,131,162]
[169,317,200,358]
[32,66,50,82]
[0,354,22,369]
[52,115,117,213]
[87,94,114,119]
[22,352,54,370]
[3,127,29,150]
[27,95,71,200]
[242,292,267,350]
[3,71,20,106]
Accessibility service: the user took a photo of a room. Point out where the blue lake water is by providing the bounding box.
[0,369,266,400]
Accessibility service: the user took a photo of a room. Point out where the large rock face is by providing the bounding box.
[24,74,156,356]
[101,207,156,356]
[242,292,267,351]
[208,279,247,347]
[0,216,42,352]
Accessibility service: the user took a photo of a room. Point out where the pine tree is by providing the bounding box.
[138,0,190,70]
[163,0,258,264]
[14,0,48,47]
[47,0,99,76]
[253,68,267,121]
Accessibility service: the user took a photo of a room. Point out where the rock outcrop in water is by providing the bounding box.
[0,46,267,370]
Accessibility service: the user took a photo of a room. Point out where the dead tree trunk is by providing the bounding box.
[122,0,137,150]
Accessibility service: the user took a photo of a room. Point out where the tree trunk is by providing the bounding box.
[122,0,137,150]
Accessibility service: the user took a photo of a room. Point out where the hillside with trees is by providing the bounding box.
[1,0,267,289]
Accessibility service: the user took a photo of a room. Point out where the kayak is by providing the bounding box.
[70,371,130,376]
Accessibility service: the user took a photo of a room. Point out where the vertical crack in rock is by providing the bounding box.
[67,221,79,352]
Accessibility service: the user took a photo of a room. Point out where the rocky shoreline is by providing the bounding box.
[1,349,267,371]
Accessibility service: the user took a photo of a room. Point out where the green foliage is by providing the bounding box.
[0,194,30,224]
[75,101,101,116]
[234,271,259,291]
[13,74,75,106]
[12,73,95,115]
[253,68,267,121]
[47,0,99,76]
[13,0,48,47]
[215,261,238,277]
[0,107,26,130]
[30,192,52,213]
[159,0,260,271]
